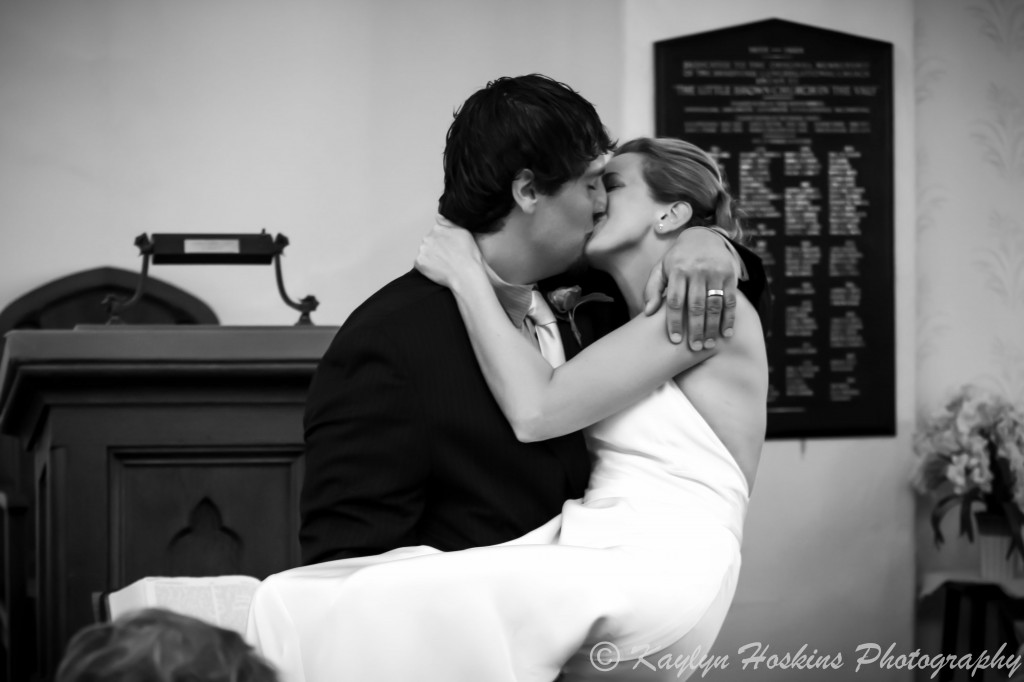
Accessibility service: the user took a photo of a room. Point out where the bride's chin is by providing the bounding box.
[584,240,609,270]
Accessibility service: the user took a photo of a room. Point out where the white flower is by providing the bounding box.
[914,385,1024,553]
[946,454,971,494]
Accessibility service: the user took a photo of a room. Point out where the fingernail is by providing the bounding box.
[690,340,703,350]
[670,333,683,344]
[723,328,734,338]
[704,339,716,349]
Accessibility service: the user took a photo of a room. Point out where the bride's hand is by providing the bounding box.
[415,217,485,290]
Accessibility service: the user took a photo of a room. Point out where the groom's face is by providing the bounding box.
[528,156,609,277]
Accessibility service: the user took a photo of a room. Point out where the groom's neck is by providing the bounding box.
[474,225,542,287]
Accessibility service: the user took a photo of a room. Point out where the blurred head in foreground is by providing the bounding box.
[56,608,278,682]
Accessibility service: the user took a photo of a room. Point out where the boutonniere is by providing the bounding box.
[546,285,614,346]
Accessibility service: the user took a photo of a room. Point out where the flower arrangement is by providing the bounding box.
[546,286,614,346]
[911,384,1024,560]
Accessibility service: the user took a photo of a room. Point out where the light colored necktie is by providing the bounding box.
[525,290,566,368]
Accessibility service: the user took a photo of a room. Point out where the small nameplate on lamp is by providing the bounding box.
[184,239,241,255]
[150,233,276,264]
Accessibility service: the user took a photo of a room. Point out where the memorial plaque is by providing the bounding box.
[655,19,895,439]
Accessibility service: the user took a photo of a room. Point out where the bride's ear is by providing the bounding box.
[653,202,692,235]
[512,169,538,214]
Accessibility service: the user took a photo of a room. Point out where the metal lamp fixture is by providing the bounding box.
[104,231,319,325]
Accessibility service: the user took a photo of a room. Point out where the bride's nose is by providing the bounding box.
[593,181,607,213]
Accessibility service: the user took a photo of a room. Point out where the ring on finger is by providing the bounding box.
[707,289,725,297]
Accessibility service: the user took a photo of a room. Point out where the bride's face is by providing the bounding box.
[584,152,663,269]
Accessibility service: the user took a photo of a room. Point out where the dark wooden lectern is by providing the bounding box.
[0,326,336,680]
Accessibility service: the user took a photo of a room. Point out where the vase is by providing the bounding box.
[975,512,1024,582]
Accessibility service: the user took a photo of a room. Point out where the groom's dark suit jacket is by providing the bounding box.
[300,243,770,565]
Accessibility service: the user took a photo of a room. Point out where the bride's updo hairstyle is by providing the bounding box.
[614,137,743,240]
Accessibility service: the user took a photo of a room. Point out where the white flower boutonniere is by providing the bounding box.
[546,285,614,346]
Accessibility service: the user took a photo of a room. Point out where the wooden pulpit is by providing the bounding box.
[0,325,336,680]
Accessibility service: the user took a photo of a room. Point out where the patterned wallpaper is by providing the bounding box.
[916,0,1024,410]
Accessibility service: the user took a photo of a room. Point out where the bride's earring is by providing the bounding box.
[655,214,668,233]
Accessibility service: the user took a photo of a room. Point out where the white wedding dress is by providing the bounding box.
[246,380,749,682]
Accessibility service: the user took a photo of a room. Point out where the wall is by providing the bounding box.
[913,0,1024,670]
[7,0,1011,678]
[621,2,916,679]
[0,0,623,325]
[915,0,1024,443]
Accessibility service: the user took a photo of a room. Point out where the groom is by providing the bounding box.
[300,74,767,565]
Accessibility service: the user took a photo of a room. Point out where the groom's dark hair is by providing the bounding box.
[438,74,615,234]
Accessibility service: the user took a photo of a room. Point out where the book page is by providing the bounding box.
[106,580,150,618]
[150,582,223,626]
[209,580,261,634]
[108,576,260,635]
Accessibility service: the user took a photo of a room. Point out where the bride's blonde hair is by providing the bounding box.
[614,138,743,240]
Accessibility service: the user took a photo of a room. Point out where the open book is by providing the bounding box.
[106,576,261,636]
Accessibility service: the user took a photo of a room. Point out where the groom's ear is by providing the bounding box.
[511,169,538,214]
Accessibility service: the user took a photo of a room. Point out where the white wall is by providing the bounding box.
[0,0,623,325]
[9,0,997,677]
[622,2,917,679]
[913,0,1024,668]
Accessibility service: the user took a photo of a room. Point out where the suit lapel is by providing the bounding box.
[555,318,581,360]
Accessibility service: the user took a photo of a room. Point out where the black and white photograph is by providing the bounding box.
[0,1,1022,680]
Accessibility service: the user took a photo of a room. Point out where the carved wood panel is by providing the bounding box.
[109,447,303,586]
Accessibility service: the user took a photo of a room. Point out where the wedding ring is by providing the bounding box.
[707,289,725,297]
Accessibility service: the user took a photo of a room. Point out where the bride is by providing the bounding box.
[246,137,768,682]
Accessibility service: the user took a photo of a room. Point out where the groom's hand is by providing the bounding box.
[642,226,741,350]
